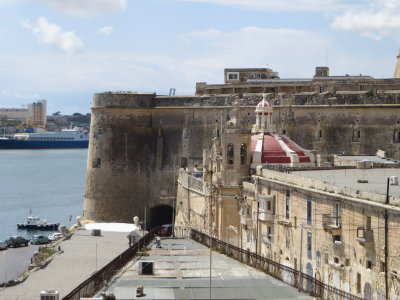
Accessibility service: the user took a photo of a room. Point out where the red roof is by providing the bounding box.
[251,133,311,164]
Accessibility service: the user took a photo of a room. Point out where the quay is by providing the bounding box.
[0,229,129,300]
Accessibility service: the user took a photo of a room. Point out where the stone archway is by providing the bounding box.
[150,204,173,229]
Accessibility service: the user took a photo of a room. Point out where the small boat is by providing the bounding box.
[17,216,59,230]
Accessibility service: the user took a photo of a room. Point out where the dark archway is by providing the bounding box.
[150,204,173,229]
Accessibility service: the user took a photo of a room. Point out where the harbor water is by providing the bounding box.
[0,149,87,241]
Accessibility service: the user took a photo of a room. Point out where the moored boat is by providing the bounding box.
[17,216,59,230]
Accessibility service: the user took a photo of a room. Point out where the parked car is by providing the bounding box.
[5,236,29,247]
[30,235,49,245]
[158,224,173,237]
[0,240,7,250]
[48,232,62,241]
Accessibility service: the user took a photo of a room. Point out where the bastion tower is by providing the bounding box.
[83,92,259,227]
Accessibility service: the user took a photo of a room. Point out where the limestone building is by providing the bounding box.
[175,96,400,299]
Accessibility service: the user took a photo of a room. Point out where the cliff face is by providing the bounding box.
[84,92,400,225]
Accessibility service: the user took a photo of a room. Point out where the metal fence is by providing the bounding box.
[190,229,365,300]
[62,227,159,300]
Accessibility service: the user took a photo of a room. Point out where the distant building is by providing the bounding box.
[196,66,391,96]
[0,100,47,127]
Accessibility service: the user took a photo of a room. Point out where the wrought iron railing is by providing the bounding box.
[190,228,365,300]
[62,227,159,300]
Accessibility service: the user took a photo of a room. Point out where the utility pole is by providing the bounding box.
[209,165,213,300]
[255,200,260,258]
[298,223,304,292]
[385,177,389,300]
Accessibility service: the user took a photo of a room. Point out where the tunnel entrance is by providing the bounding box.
[149,204,173,229]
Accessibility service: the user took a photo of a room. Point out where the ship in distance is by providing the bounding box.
[0,127,89,149]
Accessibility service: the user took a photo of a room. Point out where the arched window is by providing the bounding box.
[314,129,322,141]
[316,251,321,268]
[352,130,361,142]
[227,143,234,165]
[240,143,247,165]
[393,130,400,143]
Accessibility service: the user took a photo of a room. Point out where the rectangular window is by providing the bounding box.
[285,190,290,219]
[307,196,312,225]
[286,232,290,248]
[357,273,361,293]
[267,200,271,211]
[267,226,272,242]
[307,232,312,259]
[366,216,371,230]
[227,72,239,80]
[92,158,101,168]
[333,203,341,226]
[366,261,372,269]
[246,230,251,243]
[380,261,385,273]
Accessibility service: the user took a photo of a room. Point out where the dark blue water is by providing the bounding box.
[0,149,87,241]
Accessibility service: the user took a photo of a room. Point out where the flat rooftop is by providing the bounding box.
[338,155,399,164]
[292,168,400,197]
[99,238,312,300]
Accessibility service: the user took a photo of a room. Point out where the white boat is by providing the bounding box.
[17,216,59,230]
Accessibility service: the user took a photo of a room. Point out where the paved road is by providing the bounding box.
[0,230,130,300]
[0,245,39,285]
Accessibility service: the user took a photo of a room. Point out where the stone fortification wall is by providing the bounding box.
[84,92,257,224]
[291,90,400,105]
[85,91,400,224]
[274,104,400,158]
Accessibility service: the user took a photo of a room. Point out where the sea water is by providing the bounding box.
[0,149,87,241]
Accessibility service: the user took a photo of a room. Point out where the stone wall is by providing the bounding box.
[83,92,257,225]
[85,91,400,225]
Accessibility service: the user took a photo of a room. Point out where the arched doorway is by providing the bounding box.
[364,282,372,300]
[306,262,314,294]
[150,204,173,229]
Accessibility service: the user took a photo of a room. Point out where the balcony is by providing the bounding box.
[261,234,273,245]
[277,219,292,227]
[240,215,251,226]
[258,210,275,222]
[356,227,374,246]
[322,214,341,234]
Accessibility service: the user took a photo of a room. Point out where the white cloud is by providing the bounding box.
[42,0,127,16]
[98,26,114,36]
[0,90,39,101]
[332,0,400,38]
[174,0,346,12]
[179,26,331,78]
[21,17,84,53]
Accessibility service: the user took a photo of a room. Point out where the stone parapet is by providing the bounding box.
[92,92,156,108]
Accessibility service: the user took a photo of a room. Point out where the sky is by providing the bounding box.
[0,0,399,114]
